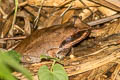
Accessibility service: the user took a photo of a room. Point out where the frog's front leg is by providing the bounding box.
[56,48,71,59]
[47,48,71,59]
[47,48,59,58]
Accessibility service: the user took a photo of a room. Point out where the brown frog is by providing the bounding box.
[14,17,90,63]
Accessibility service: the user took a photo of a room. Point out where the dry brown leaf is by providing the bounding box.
[24,6,38,17]
[98,6,117,16]
[105,0,120,8]
[27,0,99,8]
[73,0,98,8]
[79,7,98,20]
[89,0,120,12]
[1,15,13,38]
[27,0,64,6]
[39,8,74,29]
[62,9,74,24]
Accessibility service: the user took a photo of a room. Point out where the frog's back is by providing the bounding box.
[14,22,75,57]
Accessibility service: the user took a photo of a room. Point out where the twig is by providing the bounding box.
[31,5,99,9]
[60,0,74,17]
[33,0,44,30]
[0,36,26,41]
[0,7,8,19]
[79,0,93,15]
[87,14,120,26]
[18,1,28,7]
[58,0,74,8]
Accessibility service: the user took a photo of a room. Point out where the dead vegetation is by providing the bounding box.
[1,0,120,80]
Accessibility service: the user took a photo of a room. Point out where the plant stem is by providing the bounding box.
[9,0,18,35]
[50,60,56,72]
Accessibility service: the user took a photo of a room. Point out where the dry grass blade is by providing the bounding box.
[110,64,120,80]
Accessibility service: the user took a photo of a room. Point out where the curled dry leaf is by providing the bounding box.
[17,11,31,36]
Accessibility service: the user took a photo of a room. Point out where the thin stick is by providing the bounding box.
[87,14,120,26]
[0,36,26,41]
[79,0,93,15]
[33,0,44,30]
[60,1,73,17]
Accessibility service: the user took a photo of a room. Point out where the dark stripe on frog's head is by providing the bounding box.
[59,30,87,48]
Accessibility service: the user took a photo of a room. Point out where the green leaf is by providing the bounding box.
[40,55,60,62]
[7,50,21,63]
[0,50,33,80]
[52,64,68,80]
[40,55,51,60]
[0,59,16,80]
[38,64,68,80]
[38,65,53,80]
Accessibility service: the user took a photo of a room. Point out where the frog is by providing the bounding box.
[14,16,91,63]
